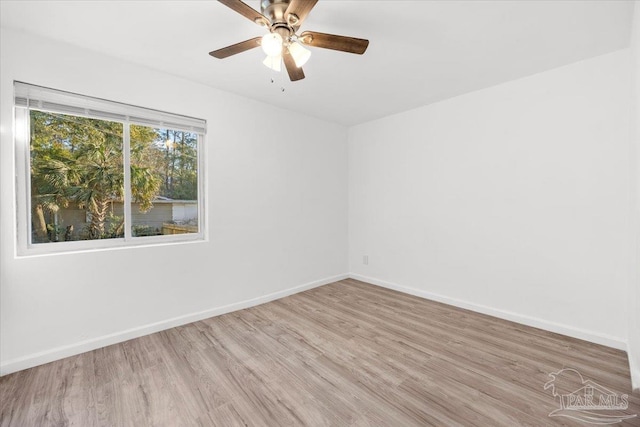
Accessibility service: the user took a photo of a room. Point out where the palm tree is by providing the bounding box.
[69,135,125,239]
[30,111,161,241]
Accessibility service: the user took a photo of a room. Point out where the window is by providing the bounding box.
[14,82,206,255]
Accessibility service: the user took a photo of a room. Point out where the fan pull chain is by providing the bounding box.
[279,56,286,93]
[267,57,286,93]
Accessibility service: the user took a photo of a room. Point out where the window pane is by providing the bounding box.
[129,126,199,237]
[29,110,124,243]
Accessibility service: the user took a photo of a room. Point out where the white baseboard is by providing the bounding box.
[0,273,348,376]
[631,368,640,392]
[348,273,627,351]
[629,350,640,391]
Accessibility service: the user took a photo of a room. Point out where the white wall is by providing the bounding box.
[0,28,348,374]
[629,2,640,391]
[349,50,632,349]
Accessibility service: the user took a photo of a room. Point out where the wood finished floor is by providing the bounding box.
[1,279,638,426]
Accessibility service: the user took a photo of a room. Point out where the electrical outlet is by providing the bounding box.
[363,255,369,265]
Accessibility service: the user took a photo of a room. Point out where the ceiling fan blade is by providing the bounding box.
[209,37,262,59]
[284,0,318,28]
[299,31,369,54]
[217,0,269,26]
[283,48,305,81]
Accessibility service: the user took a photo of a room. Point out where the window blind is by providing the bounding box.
[14,81,207,134]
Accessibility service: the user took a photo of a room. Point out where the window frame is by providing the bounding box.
[14,82,207,256]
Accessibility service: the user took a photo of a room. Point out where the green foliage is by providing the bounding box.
[132,224,161,237]
[30,111,162,241]
[135,127,198,201]
[46,223,63,242]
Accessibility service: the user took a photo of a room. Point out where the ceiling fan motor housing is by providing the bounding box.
[260,0,291,25]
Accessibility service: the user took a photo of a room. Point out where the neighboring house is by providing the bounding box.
[41,197,197,241]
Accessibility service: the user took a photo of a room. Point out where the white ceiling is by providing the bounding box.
[0,0,635,126]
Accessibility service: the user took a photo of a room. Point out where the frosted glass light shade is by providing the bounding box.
[261,33,283,57]
[288,41,311,68]
[263,55,282,72]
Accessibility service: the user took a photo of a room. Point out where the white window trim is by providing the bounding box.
[14,82,207,257]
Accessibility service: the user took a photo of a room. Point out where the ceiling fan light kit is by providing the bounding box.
[261,32,283,57]
[263,55,282,71]
[288,41,311,67]
[210,0,370,82]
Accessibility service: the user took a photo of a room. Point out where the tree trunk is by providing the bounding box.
[32,204,48,243]
[89,199,110,239]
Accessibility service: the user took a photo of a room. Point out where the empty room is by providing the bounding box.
[1,0,639,425]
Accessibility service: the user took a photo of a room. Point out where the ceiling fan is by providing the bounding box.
[209,0,369,81]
